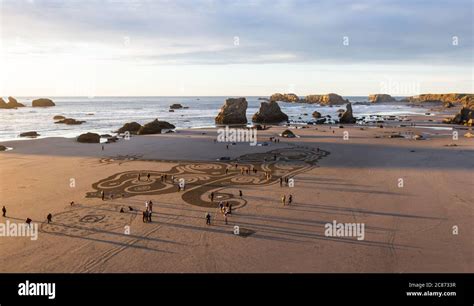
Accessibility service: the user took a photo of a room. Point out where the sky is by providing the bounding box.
[0,0,472,97]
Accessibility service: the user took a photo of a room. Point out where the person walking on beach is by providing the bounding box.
[205,212,211,225]
[148,200,153,213]
[229,203,233,215]
[2,206,6,217]
[101,191,105,201]
[142,210,148,223]
[219,201,224,213]
[281,195,286,206]
[26,218,32,228]
[47,213,52,224]
[280,177,283,187]
[288,194,293,205]
[210,192,214,202]
[147,173,151,181]
[239,190,243,198]
[224,211,229,225]
[138,173,141,181]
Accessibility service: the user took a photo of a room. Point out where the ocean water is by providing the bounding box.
[0,96,428,141]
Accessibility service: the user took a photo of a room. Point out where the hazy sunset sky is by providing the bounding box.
[0,0,472,97]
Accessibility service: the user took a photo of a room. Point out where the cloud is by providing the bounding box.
[1,0,472,66]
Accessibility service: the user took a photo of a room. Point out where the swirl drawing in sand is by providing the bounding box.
[86,147,329,208]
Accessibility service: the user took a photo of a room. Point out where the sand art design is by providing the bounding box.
[86,147,329,208]
[40,203,136,237]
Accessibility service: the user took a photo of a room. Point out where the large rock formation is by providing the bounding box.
[303,93,348,105]
[339,103,357,124]
[269,93,299,103]
[116,122,142,134]
[138,119,175,135]
[0,97,25,109]
[407,93,473,105]
[32,98,55,107]
[252,101,289,123]
[77,132,100,143]
[369,94,396,103]
[215,98,248,124]
[444,107,474,125]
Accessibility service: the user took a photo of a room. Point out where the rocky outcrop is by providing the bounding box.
[138,119,175,135]
[0,97,25,109]
[0,145,7,151]
[54,118,85,125]
[304,93,348,105]
[312,111,322,119]
[77,132,100,143]
[215,98,248,124]
[369,94,396,103]
[270,93,299,103]
[252,101,289,123]
[32,98,55,107]
[116,122,142,134]
[170,103,183,109]
[53,115,66,120]
[407,93,473,105]
[19,131,40,137]
[339,103,357,124]
[444,107,474,125]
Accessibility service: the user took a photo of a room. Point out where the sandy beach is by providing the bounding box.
[0,108,472,273]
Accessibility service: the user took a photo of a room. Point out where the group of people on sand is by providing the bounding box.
[281,194,293,206]
[1,205,53,226]
[137,173,152,181]
[206,192,234,226]
[279,176,293,187]
[142,200,153,223]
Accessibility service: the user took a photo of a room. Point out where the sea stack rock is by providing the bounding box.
[32,98,55,107]
[170,103,183,109]
[269,93,299,103]
[312,111,322,119]
[0,97,25,109]
[116,122,142,134]
[368,94,396,103]
[138,119,175,135]
[77,132,100,143]
[304,93,348,105]
[215,97,248,124]
[339,103,357,124]
[252,101,289,123]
